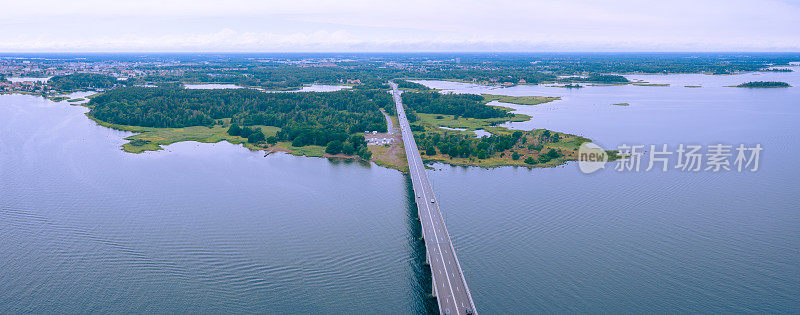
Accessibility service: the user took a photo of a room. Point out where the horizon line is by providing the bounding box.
[2,51,800,55]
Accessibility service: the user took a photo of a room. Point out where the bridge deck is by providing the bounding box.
[390,82,476,315]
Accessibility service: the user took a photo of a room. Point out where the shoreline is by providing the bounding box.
[61,86,608,173]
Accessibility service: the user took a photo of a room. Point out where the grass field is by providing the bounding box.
[370,142,409,172]
[481,94,560,105]
[47,96,70,102]
[416,111,530,131]
[273,142,326,157]
[88,115,279,153]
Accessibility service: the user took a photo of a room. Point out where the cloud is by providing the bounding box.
[0,0,798,52]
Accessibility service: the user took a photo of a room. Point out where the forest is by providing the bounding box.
[414,129,564,161]
[88,87,393,146]
[394,79,431,90]
[735,81,791,88]
[49,73,119,91]
[401,92,510,119]
[9,53,800,96]
[323,134,372,160]
[124,63,558,90]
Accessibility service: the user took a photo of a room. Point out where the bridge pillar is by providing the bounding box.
[424,244,430,265]
[431,275,436,297]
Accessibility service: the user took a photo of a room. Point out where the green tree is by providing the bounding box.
[247,129,265,143]
[342,141,356,155]
[528,144,543,151]
[538,155,551,163]
[542,130,551,140]
[426,146,437,156]
[358,147,372,160]
[524,157,537,165]
[349,134,367,150]
[227,124,241,137]
[326,140,343,154]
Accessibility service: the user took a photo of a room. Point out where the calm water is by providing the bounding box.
[6,77,50,83]
[0,95,434,313]
[417,70,800,313]
[183,83,350,92]
[1,70,799,313]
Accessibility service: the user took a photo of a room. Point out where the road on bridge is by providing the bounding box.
[390,81,476,315]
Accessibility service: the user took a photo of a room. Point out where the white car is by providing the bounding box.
[430,199,435,203]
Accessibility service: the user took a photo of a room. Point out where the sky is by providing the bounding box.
[1,0,799,52]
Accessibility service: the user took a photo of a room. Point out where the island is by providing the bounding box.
[78,83,604,172]
[734,81,791,88]
[400,91,604,168]
[85,87,390,160]
[481,94,560,105]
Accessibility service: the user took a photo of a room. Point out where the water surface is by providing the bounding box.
[183,83,350,92]
[1,69,799,313]
[416,71,800,313]
[6,77,50,83]
[0,94,434,313]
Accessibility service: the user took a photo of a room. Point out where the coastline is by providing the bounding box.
[68,84,609,172]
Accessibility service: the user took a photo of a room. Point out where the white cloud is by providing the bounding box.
[0,0,798,51]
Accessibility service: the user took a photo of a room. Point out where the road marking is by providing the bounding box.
[392,83,471,315]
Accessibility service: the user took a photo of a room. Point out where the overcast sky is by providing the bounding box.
[2,0,799,52]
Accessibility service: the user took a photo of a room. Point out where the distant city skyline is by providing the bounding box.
[2,0,799,52]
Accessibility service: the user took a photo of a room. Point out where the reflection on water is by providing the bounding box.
[472,130,491,138]
[184,83,243,89]
[7,76,51,83]
[0,94,428,313]
[404,176,440,314]
[417,71,800,313]
[183,83,351,92]
[1,68,799,313]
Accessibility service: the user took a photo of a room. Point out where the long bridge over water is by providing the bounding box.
[390,81,477,315]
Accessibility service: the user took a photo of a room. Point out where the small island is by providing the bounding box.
[402,92,601,169]
[632,83,670,87]
[481,94,560,105]
[760,68,793,72]
[734,81,791,88]
[47,96,71,102]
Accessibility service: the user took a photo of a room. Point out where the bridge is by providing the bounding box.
[390,81,477,315]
